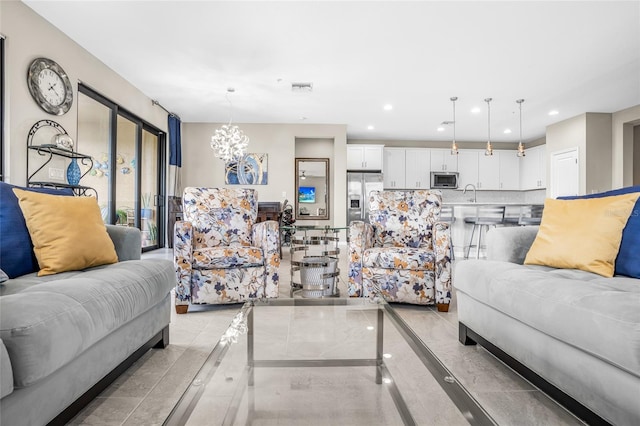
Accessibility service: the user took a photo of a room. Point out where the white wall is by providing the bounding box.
[612,104,640,187]
[1,1,167,185]
[181,122,347,227]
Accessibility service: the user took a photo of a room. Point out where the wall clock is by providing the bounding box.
[27,57,74,115]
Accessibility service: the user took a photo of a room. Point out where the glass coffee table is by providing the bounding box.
[163,297,496,425]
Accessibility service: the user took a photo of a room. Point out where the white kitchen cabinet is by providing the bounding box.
[383,148,406,188]
[457,150,479,190]
[405,149,431,189]
[429,148,458,172]
[520,145,547,190]
[477,152,500,190]
[497,150,520,190]
[347,145,384,171]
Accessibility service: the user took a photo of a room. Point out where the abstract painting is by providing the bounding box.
[225,153,268,185]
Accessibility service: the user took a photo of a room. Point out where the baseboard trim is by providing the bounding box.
[47,325,170,426]
[458,322,612,426]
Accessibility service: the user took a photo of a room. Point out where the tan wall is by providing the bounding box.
[181,123,348,228]
[634,125,640,185]
[545,114,587,194]
[612,104,640,187]
[1,1,167,185]
[584,112,612,194]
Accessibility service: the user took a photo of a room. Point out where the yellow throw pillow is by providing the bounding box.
[13,189,118,276]
[524,193,640,277]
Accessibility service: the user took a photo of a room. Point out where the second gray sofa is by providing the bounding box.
[455,226,640,426]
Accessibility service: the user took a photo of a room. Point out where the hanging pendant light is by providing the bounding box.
[210,88,249,162]
[484,97,493,156]
[450,96,459,155]
[516,99,526,157]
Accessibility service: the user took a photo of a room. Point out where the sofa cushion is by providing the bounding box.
[559,185,640,279]
[193,246,264,269]
[0,259,174,387]
[524,194,639,277]
[456,260,640,377]
[363,247,435,270]
[0,182,73,278]
[13,189,118,276]
[0,338,13,398]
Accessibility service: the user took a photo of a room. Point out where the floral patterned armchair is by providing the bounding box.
[347,190,452,311]
[173,187,280,313]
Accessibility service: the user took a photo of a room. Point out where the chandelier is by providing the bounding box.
[516,99,526,157]
[210,88,249,162]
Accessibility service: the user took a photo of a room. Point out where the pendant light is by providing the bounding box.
[484,97,493,156]
[450,96,459,155]
[516,99,526,157]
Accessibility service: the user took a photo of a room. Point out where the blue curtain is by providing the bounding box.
[168,115,182,167]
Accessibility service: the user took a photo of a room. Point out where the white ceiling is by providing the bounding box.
[23,1,640,143]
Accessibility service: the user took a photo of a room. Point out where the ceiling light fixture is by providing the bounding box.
[300,171,307,180]
[450,96,459,155]
[383,104,393,111]
[471,107,481,114]
[210,88,249,162]
[503,129,512,134]
[548,110,559,116]
[437,126,445,132]
[517,99,526,157]
[367,125,375,130]
[484,98,493,156]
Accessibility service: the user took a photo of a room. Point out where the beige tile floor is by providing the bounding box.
[68,247,583,426]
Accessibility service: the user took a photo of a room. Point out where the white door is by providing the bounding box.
[551,148,579,198]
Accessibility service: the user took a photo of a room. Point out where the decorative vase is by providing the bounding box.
[66,158,81,185]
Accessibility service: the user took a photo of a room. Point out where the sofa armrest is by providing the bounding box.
[347,221,374,297]
[486,225,539,264]
[0,338,13,399]
[251,220,281,298]
[106,225,141,261]
[433,221,452,310]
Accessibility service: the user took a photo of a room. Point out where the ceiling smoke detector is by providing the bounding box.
[292,82,313,92]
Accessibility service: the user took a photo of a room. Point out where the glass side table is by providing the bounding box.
[281,225,347,298]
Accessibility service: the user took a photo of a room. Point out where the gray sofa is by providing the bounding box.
[455,226,640,426]
[0,225,175,426]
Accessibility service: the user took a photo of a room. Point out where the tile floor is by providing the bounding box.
[68,247,583,426]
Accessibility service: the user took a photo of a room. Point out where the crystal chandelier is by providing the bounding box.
[210,88,249,162]
[516,99,526,157]
[450,96,459,155]
[484,97,493,156]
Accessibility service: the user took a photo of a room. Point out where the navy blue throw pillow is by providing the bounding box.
[559,186,640,278]
[0,182,74,278]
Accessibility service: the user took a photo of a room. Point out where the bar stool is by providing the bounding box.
[439,205,456,260]
[464,205,506,259]
[518,204,544,226]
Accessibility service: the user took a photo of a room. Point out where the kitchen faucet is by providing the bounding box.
[463,183,477,203]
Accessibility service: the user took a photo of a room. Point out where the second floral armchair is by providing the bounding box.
[173,187,280,313]
[347,190,452,311]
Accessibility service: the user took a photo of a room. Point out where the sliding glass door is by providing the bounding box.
[78,84,165,251]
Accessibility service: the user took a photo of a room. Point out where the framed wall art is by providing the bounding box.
[225,153,268,185]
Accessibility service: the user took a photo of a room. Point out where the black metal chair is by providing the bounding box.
[518,204,544,226]
[464,205,506,259]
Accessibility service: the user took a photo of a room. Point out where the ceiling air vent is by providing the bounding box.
[292,82,313,92]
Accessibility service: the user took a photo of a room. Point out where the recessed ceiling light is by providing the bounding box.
[503,129,512,134]
[437,126,445,132]
[549,110,559,116]
[471,107,481,114]
[383,104,393,111]
[367,125,375,130]
[299,116,307,121]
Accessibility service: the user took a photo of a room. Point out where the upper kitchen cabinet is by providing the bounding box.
[430,148,458,172]
[347,145,384,171]
[457,150,479,189]
[477,151,500,190]
[405,148,431,189]
[497,150,520,190]
[520,145,547,190]
[383,148,406,188]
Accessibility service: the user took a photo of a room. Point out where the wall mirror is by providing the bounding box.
[295,158,329,220]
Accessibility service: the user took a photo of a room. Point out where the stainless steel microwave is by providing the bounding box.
[430,172,459,189]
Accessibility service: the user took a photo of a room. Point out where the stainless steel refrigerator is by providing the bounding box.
[347,172,384,226]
